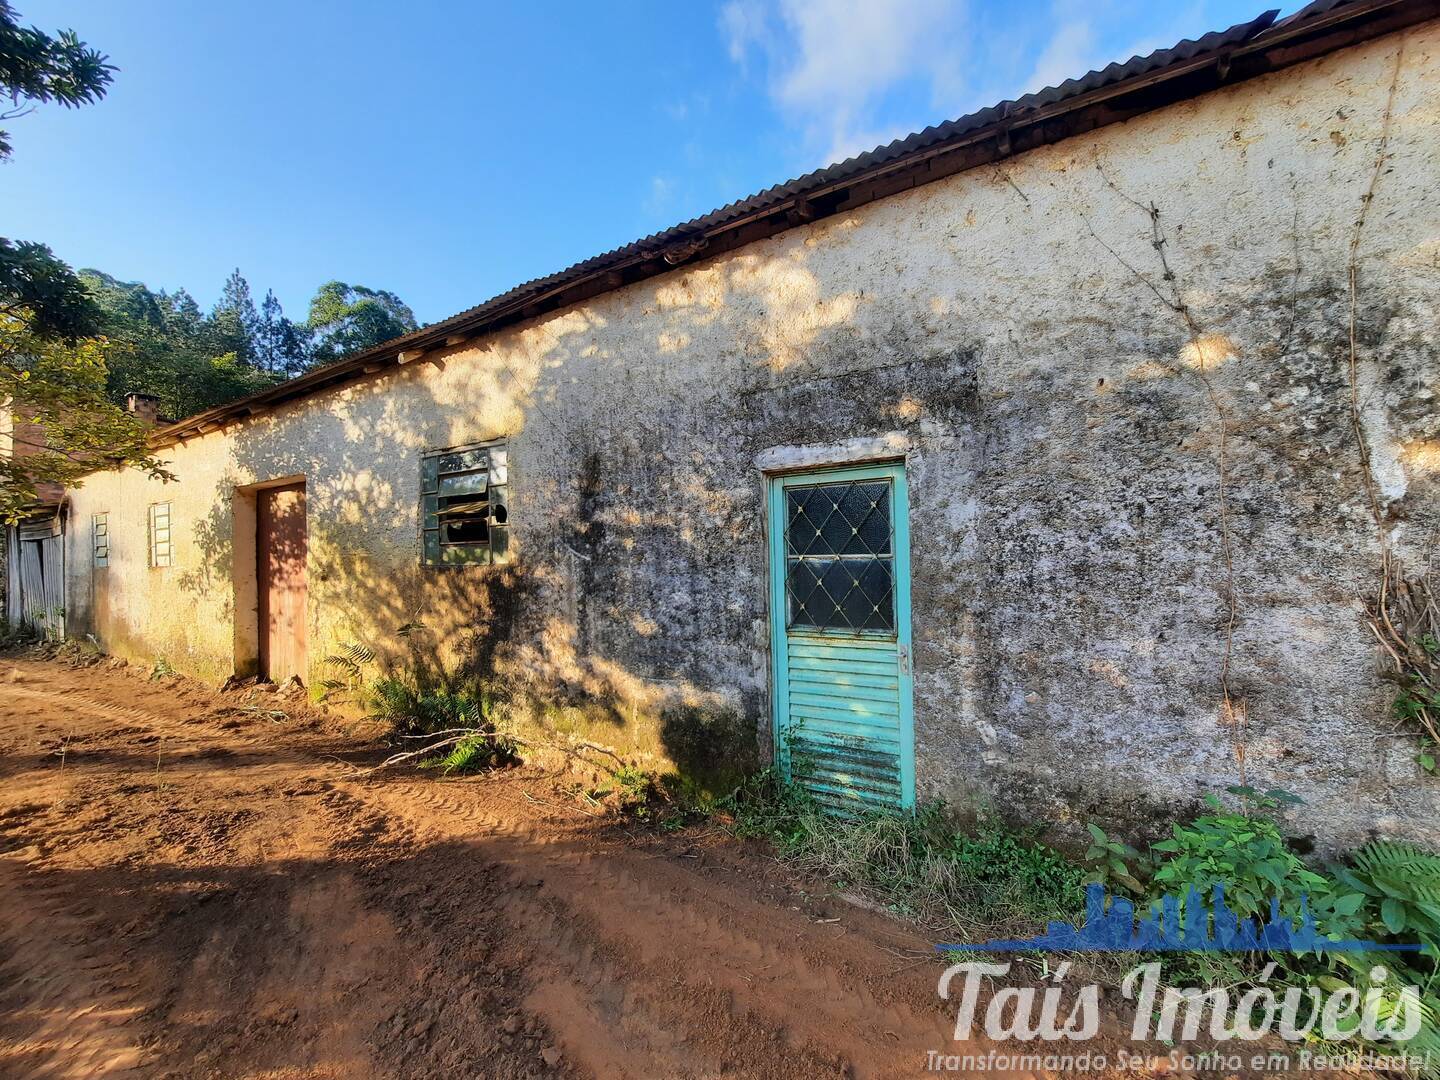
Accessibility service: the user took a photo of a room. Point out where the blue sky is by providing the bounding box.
[5,0,1277,327]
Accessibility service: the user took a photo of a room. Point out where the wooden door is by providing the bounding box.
[257,484,307,683]
[769,463,914,813]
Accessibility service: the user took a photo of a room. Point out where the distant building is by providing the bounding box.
[2,393,162,637]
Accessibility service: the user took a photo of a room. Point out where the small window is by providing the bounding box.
[92,513,109,567]
[421,442,508,566]
[148,502,173,568]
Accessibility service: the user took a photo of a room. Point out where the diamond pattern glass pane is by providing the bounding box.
[786,482,890,556]
[785,479,894,632]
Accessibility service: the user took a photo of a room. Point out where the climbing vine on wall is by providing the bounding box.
[1341,43,1435,773]
[1366,573,1440,769]
[1078,39,1431,783]
[1081,164,1249,786]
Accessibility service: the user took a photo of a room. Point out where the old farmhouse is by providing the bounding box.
[23,0,1440,848]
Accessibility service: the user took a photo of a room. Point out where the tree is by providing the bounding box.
[0,314,172,522]
[0,237,99,340]
[80,270,281,420]
[0,5,170,523]
[0,1,114,161]
[306,281,418,366]
[211,268,259,363]
[256,288,310,376]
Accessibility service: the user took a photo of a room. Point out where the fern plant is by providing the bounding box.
[323,640,375,677]
[1333,841,1440,955]
[366,675,503,739]
[317,640,376,698]
[419,732,519,775]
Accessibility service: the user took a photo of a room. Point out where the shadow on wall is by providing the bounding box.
[149,123,1440,831]
[171,350,773,791]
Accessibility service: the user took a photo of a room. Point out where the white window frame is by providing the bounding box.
[92,512,109,567]
[148,502,173,568]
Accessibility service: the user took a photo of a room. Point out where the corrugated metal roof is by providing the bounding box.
[155,0,1429,442]
[1275,0,1366,28]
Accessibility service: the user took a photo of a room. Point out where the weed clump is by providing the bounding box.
[365,673,519,776]
[367,676,503,739]
[721,770,1082,939]
[418,733,519,775]
[719,774,1440,1065]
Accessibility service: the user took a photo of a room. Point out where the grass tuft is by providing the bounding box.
[722,770,1083,941]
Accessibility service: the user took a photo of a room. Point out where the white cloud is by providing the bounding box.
[722,0,972,166]
[723,0,1227,169]
[1022,17,1096,95]
[1020,0,1210,97]
[645,175,675,217]
[720,0,771,68]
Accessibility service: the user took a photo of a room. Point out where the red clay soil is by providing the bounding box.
[0,656,1168,1079]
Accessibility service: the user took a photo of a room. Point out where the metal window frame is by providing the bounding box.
[420,439,509,567]
[783,479,897,634]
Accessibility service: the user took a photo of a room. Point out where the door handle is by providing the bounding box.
[897,643,911,675]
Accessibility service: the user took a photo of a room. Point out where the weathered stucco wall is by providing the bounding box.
[64,24,1440,847]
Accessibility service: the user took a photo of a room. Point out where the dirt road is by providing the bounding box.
[0,655,1017,1079]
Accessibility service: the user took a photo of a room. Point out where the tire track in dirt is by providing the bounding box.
[0,668,1029,1079]
[0,818,146,1077]
[354,777,965,1078]
[0,675,583,1078]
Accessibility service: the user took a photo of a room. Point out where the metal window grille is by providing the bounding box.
[148,503,173,568]
[784,479,895,632]
[420,442,509,566]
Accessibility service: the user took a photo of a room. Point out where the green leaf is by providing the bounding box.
[1332,1012,1362,1036]
[1381,897,1408,935]
[1331,892,1365,917]
[1258,861,1287,890]
[1335,867,1381,897]
[1086,823,1107,844]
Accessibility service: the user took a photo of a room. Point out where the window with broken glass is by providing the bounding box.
[785,479,894,633]
[420,442,509,566]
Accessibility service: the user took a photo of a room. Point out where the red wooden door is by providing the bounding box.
[257,484,308,683]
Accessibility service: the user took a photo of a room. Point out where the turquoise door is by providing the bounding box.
[768,462,914,812]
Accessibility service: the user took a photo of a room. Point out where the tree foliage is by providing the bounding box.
[0,3,418,520]
[0,237,99,340]
[79,269,422,417]
[0,2,165,522]
[307,281,418,366]
[211,267,259,364]
[80,270,283,420]
[0,315,172,521]
[256,288,310,376]
[0,0,114,161]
